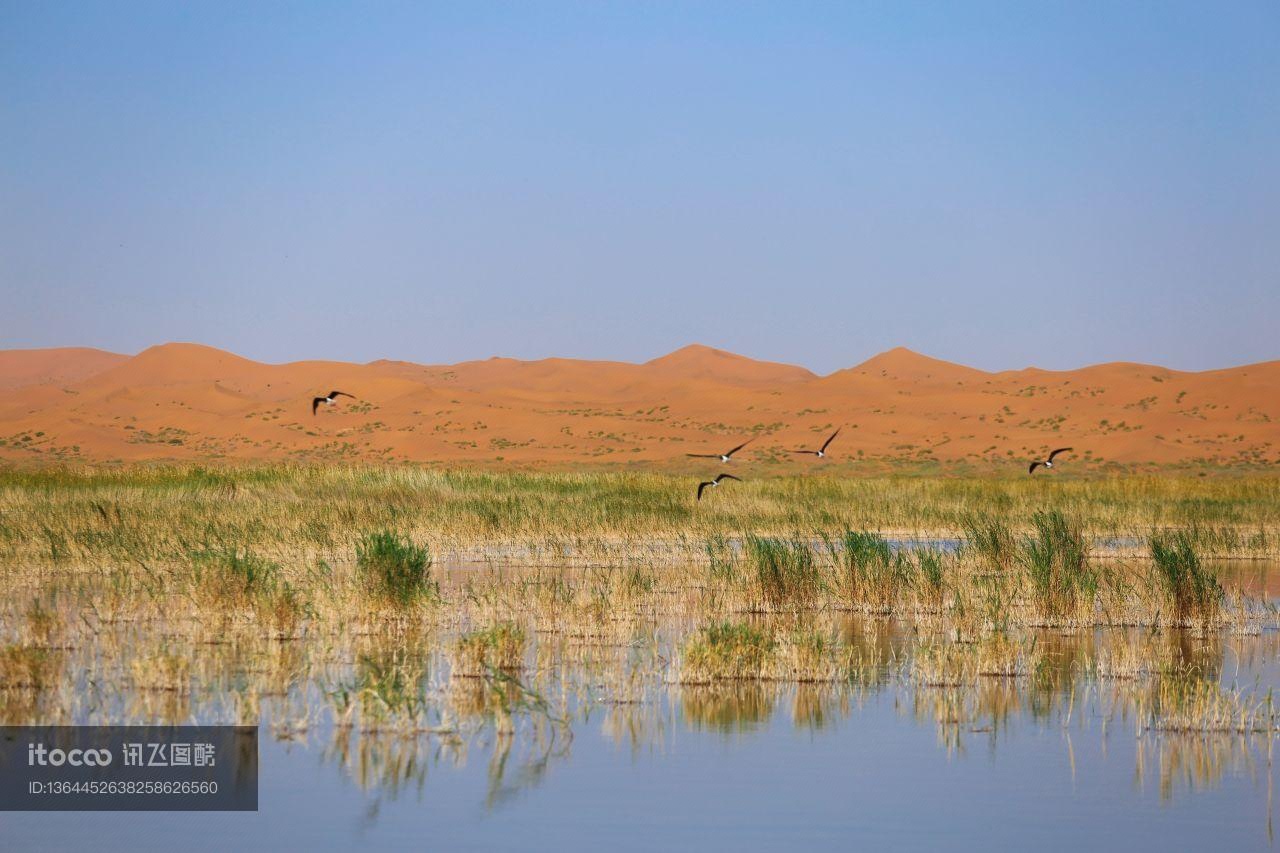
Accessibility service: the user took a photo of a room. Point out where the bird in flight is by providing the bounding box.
[312,390,354,415]
[697,473,741,501]
[1029,447,1073,474]
[791,428,841,459]
[687,437,755,464]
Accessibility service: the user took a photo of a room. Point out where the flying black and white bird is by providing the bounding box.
[791,428,841,459]
[687,437,755,464]
[696,473,741,501]
[1029,447,1073,474]
[312,390,354,415]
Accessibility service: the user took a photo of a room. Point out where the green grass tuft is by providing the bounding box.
[1149,531,1223,628]
[355,531,437,605]
[1017,510,1095,621]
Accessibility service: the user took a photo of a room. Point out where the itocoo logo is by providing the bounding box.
[27,743,113,766]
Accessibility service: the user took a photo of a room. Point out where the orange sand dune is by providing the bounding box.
[0,347,129,391]
[0,342,1276,470]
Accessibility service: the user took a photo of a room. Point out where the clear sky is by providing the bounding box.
[2,2,1277,374]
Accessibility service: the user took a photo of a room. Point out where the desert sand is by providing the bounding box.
[0,343,1275,469]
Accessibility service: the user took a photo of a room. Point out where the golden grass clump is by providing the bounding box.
[1149,531,1224,629]
[189,546,309,633]
[1144,677,1278,734]
[679,621,777,683]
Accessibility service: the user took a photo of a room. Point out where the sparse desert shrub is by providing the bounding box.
[1017,511,1096,621]
[451,623,527,677]
[680,621,776,682]
[1149,531,1222,628]
[355,531,436,604]
[745,535,823,608]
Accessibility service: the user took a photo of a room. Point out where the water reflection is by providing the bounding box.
[3,566,1279,826]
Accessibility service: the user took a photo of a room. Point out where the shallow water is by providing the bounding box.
[4,682,1276,851]
[2,563,1279,851]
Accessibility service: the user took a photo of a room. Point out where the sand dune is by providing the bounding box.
[0,347,129,391]
[0,342,1275,470]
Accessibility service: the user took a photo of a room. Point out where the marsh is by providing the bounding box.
[1,469,1278,848]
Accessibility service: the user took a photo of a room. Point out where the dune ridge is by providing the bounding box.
[0,343,1275,469]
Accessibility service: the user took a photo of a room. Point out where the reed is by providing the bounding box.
[1149,532,1223,628]
[2,466,1278,565]
[1017,511,1096,621]
[833,531,909,612]
[744,535,824,609]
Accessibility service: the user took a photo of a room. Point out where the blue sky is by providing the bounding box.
[2,1,1277,373]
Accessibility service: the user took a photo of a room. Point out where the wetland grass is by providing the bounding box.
[1149,531,1224,628]
[679,621,776,683]
[189,546,309,634]
[1,464,1278,751]
[744,535,824,609]
[355,530,437,605]
[1017,510,1097,622]
[831,530,909,612]
[2,466,1278,566]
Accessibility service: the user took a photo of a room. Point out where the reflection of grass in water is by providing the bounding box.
[0,644,63,722]
[451,623,527,678]
[680,683,777,732]
[1,571,1277,809]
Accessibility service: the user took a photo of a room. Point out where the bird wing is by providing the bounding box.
[1028,462,1042,474]
[717,474,741,483]
[1048,447,1073,462]
[725,437,756,457]
[696,482,711,501]
[330,391,354,399]
[790,450,819,455]
[312,398,322,415]
[820,428,841,452]
[687,454,720,459]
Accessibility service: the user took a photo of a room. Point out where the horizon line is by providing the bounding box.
[2,340,1277,379]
